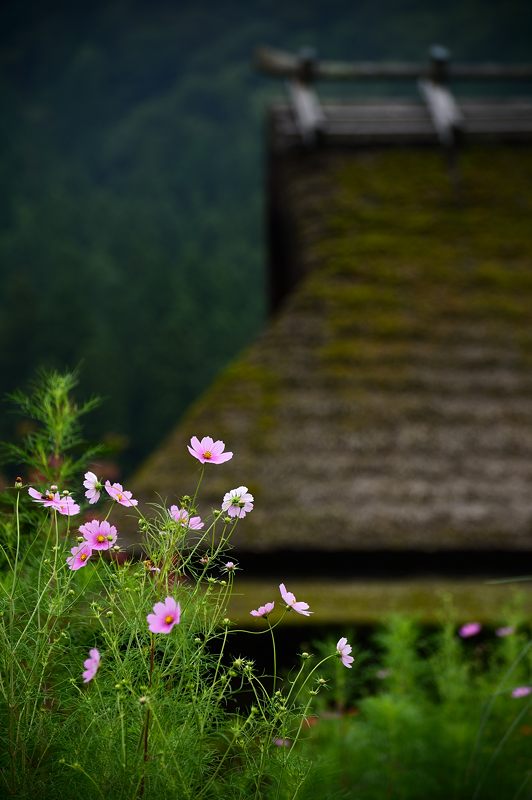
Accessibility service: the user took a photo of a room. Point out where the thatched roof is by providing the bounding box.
[130,146,532,556]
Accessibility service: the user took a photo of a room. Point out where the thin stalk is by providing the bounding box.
[467,641,532,780]
[472,700,532,800]
[190,465,205,513]
[269,619,278,692]
[7,489,22,792]
[286,654,335,707]
[139,635,155,798]
[66,763,106,800]
[11,490,21,589]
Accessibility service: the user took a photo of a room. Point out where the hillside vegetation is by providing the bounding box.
[0,0,530,471]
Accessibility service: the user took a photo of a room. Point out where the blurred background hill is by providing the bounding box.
[1,0,531,473]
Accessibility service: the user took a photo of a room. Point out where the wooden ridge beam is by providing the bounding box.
[255,45,532,82]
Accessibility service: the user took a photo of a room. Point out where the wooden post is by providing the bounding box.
[286,47,325,146]
[418,45,464,148]
[418,45,464,188]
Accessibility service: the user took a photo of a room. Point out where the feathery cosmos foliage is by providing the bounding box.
[0,371,529,800]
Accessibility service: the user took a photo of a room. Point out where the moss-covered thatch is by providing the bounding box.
[130,146,532,555]
[228,579,532,626]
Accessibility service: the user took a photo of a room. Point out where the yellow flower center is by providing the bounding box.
[203,451,212,459]
[117,493,123,501]
[97,535,105,542]
[164,615,173,624]
[80,553,88,562]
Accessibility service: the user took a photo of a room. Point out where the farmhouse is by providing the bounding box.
[128,51,532,621]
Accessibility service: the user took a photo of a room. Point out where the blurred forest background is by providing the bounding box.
[1,0,531,475]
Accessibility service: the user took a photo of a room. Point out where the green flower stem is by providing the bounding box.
[147,703,191,799]
[11,490,21,591]
[212,611,288,640]
[246,674,271,719]
[66,762,106,800]
[103,502,115,522]
[288,695,314,754]
[269,619,278,692]
[7,492,20,793]
[191,464,205,513]
[52,509,60,580]
[468,639,532,783]
[201,625,229,729]
[138,635,155,798]
[36,514,55,630]
[196,710,256,800]
[286,654,336,708]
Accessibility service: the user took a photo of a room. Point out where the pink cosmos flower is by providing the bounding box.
[28,487,62,511]
[168,505,204,530]
[273,737,291,747]
[224,561,237,572]
[83,471,102,504]
[147,596,181,634]
[376,669,392,680]
[222,486,254,518]
[79,519,118,550]
[336,637,354,669]
[28,487,79,515]
[67,542,93,571]
[187,436,233,465]
[511,686,531,698]
[250,602,275,618]
[105,481,138,507]
[82,648,100,683]
[279,583,312,616]
[56,495,80,516]
[496,626,515,637]
[459,622,482,638]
